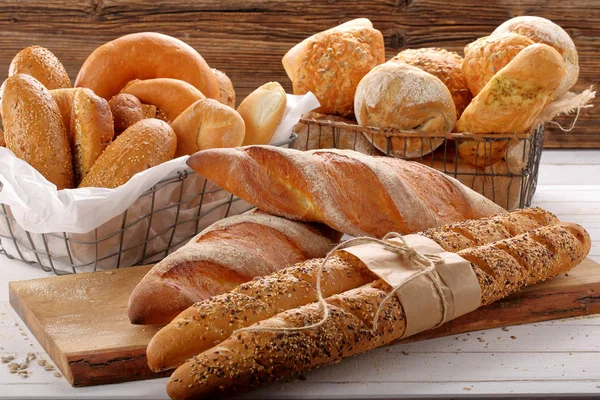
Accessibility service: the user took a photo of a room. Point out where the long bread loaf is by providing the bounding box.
[128,209,342,325]
[167,222,591,399]
[186,146,505,238]
[146,208,557,371]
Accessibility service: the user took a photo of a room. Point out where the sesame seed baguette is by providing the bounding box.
[146,208,557,372]
[167,222,591,399]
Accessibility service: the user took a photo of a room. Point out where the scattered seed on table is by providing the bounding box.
[44,365,55,371]
[53,371,61,378]
[37,359,46,366]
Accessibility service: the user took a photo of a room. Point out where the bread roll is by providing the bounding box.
[354,62,456,159]
[109,93,145,132]
[1,74,73,189]
[74,32,219,100]
[293,112,377,155]
[0,128,5,147]
[390,47,472,117]
[79,118,176,188]
[457,43,566,167]
[171,98,245,157]
[492,16,579,98]
[212,68,235,108]
[9,46,70,90]
[237,82,286,145]
[120,78,206,123]
[282,18,385,116]
[463,33,535,96]
[128,209,342,325]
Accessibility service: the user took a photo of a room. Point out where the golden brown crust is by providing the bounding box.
[78,118,176,188]
[74,32,219,100]
[50,88,74,131]
[211,68,236,108]
[463,33,534,96]
[109,93,145,132]
[283,18,385,116]
[0,128,4,147]
[120,78,206,123]
[9,46,71,90]
[237,82,287,145]
[171,98,245,157]
[390,47,472,117]
[354,62,456,159]
[1,74,73,189]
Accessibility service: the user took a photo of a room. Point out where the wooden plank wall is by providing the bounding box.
[0,0,597,148]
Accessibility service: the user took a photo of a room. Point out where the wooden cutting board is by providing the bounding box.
[9,258,600,387]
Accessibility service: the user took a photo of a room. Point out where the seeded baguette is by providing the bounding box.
[167,222,591,399]
[146,208,557,372]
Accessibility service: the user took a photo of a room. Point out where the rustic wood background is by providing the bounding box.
[0,0,597,148]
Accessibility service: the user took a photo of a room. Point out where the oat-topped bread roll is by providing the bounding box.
[167,222,590,399]
[187,146,503,238]
[463,33,535,96]
[390,47,472,117]
[282,18,385,116]
[128,209,342,325]
[457,43,566,167]
[9,46,71,90]
[146,208,558,372]
[354,62,456,159]
[492,16,579,98]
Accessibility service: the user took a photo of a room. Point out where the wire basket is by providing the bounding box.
[0,135,297,274]
[293,118,544,211]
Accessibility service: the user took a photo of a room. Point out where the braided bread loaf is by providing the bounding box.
[146,208,557,371]
[167,222,590,399]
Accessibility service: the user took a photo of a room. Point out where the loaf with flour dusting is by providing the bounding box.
[167,222,590,399]
[186,146,505,238]
[128,209,341,325]
[146,208,557,371]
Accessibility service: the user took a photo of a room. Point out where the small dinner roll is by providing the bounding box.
[237,82,287,146]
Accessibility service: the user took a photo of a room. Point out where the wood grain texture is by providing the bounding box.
[8,257,600,387]
[0,1,596,147]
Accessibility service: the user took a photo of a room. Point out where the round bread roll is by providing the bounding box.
[109,93,145,132]
[171,98,245,157]
[237,82,287,146]
[389,47,472,118]
[79,119,176,189]
[120,78,206,123]
[282,18,385,116]
[354,62,456,159]
[74,32,219,101]
[463,33,534,96]
[9,46,71,90]
[212,69,236,108]
[1,74,73,189]
[491,16,578,98]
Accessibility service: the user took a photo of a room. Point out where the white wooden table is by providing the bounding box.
[1,149,599,399]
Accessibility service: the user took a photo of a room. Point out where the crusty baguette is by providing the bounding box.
[128,209,342,325]
[146,208,557,371]
[167,222,591,399]
[9,46,71,90]
[186,146,505,238]
[1,74,74,189]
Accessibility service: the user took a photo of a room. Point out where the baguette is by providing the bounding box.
[128,209,342,325]
[167,222,591,399]
[146,208,557,371]
[186,146,505,238]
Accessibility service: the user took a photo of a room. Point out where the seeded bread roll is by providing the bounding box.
[1,74,73,189]
[237,82,287,145]
[0,128,4,147]
[167,222,590,399]
[282,18,385,116]
[79,118,176,188]
[463,33,535,96]
[491,16,579,98]
[146,208,557,372]
[9,46,71,90]
[390,47,472,117]
[354,62,456,159]
[212,69,236,108]
[109,93,145,132]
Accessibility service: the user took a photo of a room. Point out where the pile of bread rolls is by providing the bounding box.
[0,32,289,190]
[288,16,580,209]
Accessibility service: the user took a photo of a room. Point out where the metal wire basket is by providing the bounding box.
[293,117,544,211]
[0,135,297,274]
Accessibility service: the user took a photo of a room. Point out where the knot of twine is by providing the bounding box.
[235,232,448,335]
